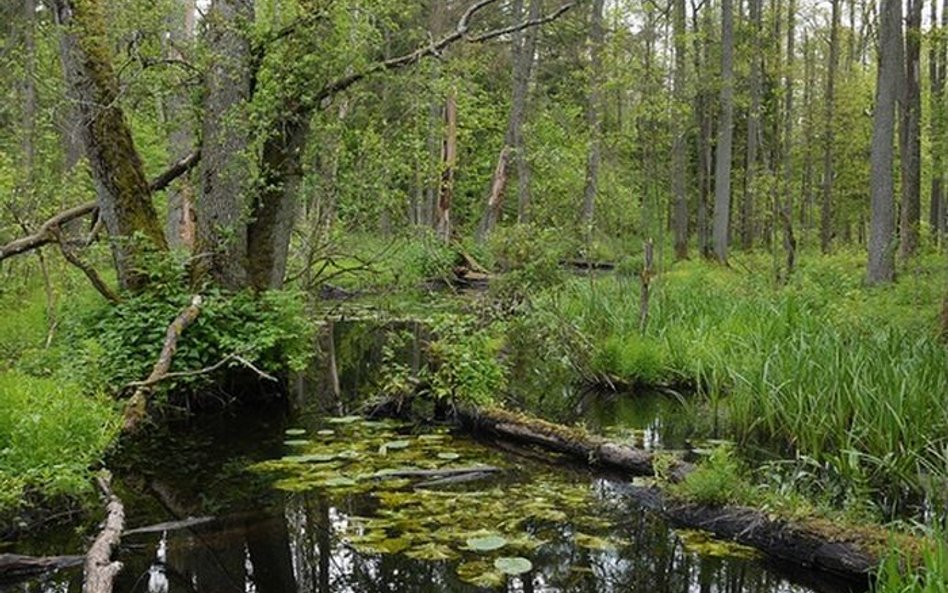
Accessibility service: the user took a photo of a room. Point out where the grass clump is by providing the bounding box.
[670,445,754,507]
[0,371,119,515]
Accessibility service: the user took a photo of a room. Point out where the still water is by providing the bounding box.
[3,321,863,593]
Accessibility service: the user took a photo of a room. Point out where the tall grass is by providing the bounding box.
[531,251,948,508]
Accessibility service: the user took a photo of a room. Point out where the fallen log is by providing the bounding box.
[122,295,202,433]
[0,554,84,582]
[457,406,694,481]
[455,405,894,582]
[83,473,124,593]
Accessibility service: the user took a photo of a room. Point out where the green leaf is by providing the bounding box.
[465,534,507,551]
[494,556,533,575]
[437,452,461,460]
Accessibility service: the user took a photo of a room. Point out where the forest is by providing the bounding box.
[0,0,947,592]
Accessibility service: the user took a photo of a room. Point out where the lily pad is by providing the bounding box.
[494,556,533,575]
[465,534,507,552]
[283,439,310,446]
[294,454,336,463]
[316,429,335,436]
[385,440,410,449]
[285,428,306,436]
[327,415,363,424]
[436,452,461,460]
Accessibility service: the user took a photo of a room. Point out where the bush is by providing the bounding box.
[68,287,313,394]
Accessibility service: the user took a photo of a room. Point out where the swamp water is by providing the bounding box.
[3,321,865,593]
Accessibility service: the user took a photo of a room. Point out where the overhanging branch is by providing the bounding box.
[0,150,201,263]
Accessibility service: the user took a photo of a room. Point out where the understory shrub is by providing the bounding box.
[67,287,313,394]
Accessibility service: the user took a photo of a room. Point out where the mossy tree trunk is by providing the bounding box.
[52,0,168,291]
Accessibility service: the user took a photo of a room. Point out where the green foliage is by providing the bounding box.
[0,371,119,513]
[874,529,948,593]
[423,314,506,407]
[671,445,753,507]
[487,224,567,303]
[69,286,313,394]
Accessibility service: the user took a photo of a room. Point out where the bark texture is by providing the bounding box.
[868,0,903,284]
[820,0,840,254]
[713,0,735,263]
[899,0,923,259]
[582,0,605,227]
[196,0,254,289]
[671,0,689,260]
[52,0,168,291]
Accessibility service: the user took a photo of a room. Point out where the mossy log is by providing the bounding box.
[457,405,886,582]
[456,406,694,481]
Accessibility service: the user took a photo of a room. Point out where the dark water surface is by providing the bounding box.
[3,321,864,593]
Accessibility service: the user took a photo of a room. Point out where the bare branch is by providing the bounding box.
[52,229,121,304]
[148,150,202,193]
[467,3,576,43]
[0,150,201,263]
[123,352,277,390]
[123,295,203,433]
[315,0,574,103]
[0,202,97,262]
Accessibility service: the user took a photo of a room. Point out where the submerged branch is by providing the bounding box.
[83,472,124,593]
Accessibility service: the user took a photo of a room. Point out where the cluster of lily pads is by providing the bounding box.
[250,415,633,588]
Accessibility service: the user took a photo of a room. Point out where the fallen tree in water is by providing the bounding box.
[83,473,125,593]
[417,404,904,583]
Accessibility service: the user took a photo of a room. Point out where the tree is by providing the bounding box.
[25,0,574,294]
[713,0,736,263]
[582,0,605,229]
[671,0,689,260]
[899,0,922,259]
[820,0,840,254]
[868,0,903,284]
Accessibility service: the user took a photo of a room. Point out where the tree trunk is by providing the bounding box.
[801,33,815,236]
[479,0,534,239]
[672,0,689,260]
[517,0,541,224]
[582,0,605,228]
[164,0,197,250]
[899,0,922,259]
[742,0,762,251]
[693,1,713,258]
[782,0,797,277]
[929,0,947,245]
[246,116,309,290]
[713,0,735,263]
[436,90,457,243]
[868,0,903,284]
[21,0,36,182]
[52,0,168,291]
[820,0,840,254]
[196,0,254,290]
